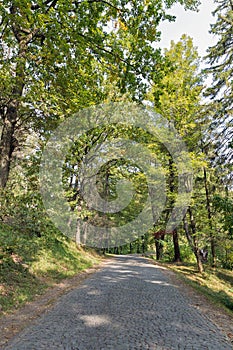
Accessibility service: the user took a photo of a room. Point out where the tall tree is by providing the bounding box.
[205,0,233,171]
[148,35,204,262]
[204,0,233,264]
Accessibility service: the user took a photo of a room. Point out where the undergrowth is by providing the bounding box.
[0,222,100,314]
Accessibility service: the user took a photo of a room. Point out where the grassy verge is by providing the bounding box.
[0,223,101,314]
[158,261,233,313]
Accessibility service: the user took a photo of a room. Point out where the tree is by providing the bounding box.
[203,0,233,264]
[0,0,200,189]
[148,35,204,263]
[150,34,203,144]
[183,207,204,273]
[205,0,233,172]
[62,116,160,248]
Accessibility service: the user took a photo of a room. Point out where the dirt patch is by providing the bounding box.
[0,259,110,348]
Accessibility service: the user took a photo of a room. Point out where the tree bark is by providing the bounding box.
[0,21,26,187]
[183,209,204,273]
[0,3,40,188]
[173,228,181,262]
[149,186,165,260]
[168,156,182,262]
[155,235,164,260]
[129,242,133,253]
[0,107,17,188]
[203,167,216,267]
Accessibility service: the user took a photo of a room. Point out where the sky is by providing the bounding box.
[157,0,217,58]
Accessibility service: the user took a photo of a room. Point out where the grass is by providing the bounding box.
[160,261,233,313]
[0,222,101,314]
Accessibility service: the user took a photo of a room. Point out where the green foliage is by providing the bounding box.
[0,162,99,313]
[205,0,233,167]
[213,194,233,235]
[0,0,199,128]
[149,34,203,147]
[0,0,200,191]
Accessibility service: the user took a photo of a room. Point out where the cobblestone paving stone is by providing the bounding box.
[3,256,232,350]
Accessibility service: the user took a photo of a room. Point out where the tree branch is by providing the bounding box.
[76,32,135,69]
[74,0,121,12]
[31,0,58,10]
[0,21,9,40]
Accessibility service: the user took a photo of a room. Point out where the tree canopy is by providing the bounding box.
[0,0,233,278]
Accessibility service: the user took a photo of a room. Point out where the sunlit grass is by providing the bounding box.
[0,224,100,313]
[163,262,233,312]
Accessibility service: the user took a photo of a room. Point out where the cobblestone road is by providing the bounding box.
[4,256,232,349]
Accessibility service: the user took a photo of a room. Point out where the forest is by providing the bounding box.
[0,0,232,313]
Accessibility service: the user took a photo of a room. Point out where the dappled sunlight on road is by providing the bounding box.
[4,256,232,350]
[80,314,112,327]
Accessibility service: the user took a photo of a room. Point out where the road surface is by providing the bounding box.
[4,255,232,349]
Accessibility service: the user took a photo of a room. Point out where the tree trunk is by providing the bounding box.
[155,234,165,260]
[173,229,181,262]
[129,242,133,253]
[137,239,140,254]
[168,156,182,261]
[183,210,204,273]
[0,106,17,188]
[0,29,26,188]
[149,187,165,260]
[203,167,216,267]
